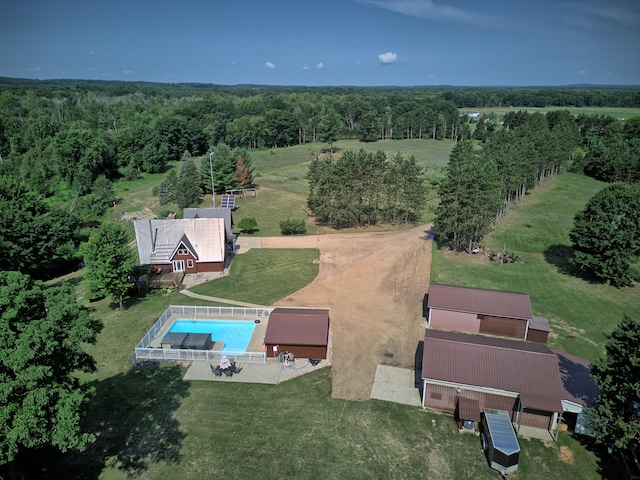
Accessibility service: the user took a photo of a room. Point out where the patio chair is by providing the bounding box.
[224,369,233,377]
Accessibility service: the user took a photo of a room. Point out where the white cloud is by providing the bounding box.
[25,66,40,72]
[428,73,435,78]
[378,52,398,64]
[316,62,324,69]
[359,0,497,28]
[123,70,134,75]
[89,51,96,56]
[578,69,587,75]
[303,64,310,70]
[265,61,276,69]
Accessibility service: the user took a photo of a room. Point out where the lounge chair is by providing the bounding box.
[224,369,233,377]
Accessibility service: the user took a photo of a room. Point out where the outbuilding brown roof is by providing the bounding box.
[428,284,533,320]
[553,349,600,408]
[264,308,330,346]
[422,329,564,413]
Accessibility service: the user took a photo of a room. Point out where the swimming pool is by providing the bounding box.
[168,319,257,354]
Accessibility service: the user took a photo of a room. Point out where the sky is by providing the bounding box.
[1,0,639,87]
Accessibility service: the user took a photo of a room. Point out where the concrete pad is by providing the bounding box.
[235,236,262,254]
[369,365,422,407]
[184,359,282,384]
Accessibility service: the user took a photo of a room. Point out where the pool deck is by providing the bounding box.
[183,357,328,385]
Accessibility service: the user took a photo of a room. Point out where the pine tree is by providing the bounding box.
[175,159,202,208]
[434,140,502,252]
[587,314,640,450]
[158,170,177,205]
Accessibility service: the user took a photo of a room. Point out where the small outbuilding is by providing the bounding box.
[426,283,550,344]
[264,308,330,360]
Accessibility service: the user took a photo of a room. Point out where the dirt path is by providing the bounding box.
[263,225,433,401]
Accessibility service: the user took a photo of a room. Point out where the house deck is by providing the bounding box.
[148,271,185,290]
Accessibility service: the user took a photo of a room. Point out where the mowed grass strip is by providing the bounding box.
[430,172,640,362]
[189,248,319,305]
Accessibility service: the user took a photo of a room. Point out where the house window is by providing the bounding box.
[177,248,188,255]
[172,260,185,272]
[187,259,194,268]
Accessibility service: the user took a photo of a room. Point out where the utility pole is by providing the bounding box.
[209,150,215,207]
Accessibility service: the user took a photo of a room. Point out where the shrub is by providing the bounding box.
[279,218,307,236]
[238,217,258,233]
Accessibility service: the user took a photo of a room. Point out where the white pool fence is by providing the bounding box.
[134,305,272,364]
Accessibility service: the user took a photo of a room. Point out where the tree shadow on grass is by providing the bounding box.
[37,364,189,479]
[574,434,627,480]
[543,244,573,275]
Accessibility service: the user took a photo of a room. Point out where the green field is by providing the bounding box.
[109,139,453,236]
[473,106,640,120]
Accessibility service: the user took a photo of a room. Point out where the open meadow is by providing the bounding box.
[33,135,638,479]
[471,106,640,120]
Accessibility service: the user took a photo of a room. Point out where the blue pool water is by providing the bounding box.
[168,319,256,353]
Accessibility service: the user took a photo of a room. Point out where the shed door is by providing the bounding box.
[521,410,552,430]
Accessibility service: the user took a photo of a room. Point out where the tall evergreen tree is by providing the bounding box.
[175,159,201,208]
[587,314,640,451]
[434,141,502,252]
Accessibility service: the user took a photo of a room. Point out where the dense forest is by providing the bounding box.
[0,78,639,279]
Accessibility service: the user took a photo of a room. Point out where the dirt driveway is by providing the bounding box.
[261,225,433,401]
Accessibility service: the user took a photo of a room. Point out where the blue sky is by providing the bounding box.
[1,0,639,86]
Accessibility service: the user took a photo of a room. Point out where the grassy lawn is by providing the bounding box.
[46,365,620,480]
[430,172,640,362]
[189,249,319,305]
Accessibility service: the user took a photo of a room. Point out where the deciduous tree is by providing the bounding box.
[0,271,102,465]
[81,221,136,309]
[569,183,640,286]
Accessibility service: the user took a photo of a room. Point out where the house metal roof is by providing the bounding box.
[422,329,564,413]
[183,207,233,238]
[133,218,225,265]
[428,283,533,320]
[264,308,330,346]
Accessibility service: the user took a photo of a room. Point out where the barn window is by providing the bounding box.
[178,248,188,255]
[187,259,194,268]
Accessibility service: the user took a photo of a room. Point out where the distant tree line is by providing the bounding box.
[307,150,428,229]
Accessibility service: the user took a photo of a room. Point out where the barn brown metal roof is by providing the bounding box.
[428,284,533,320]
[530,315,551,332]
[553,349,600,408]
[265,308,330,346]
[422,329,564,413]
